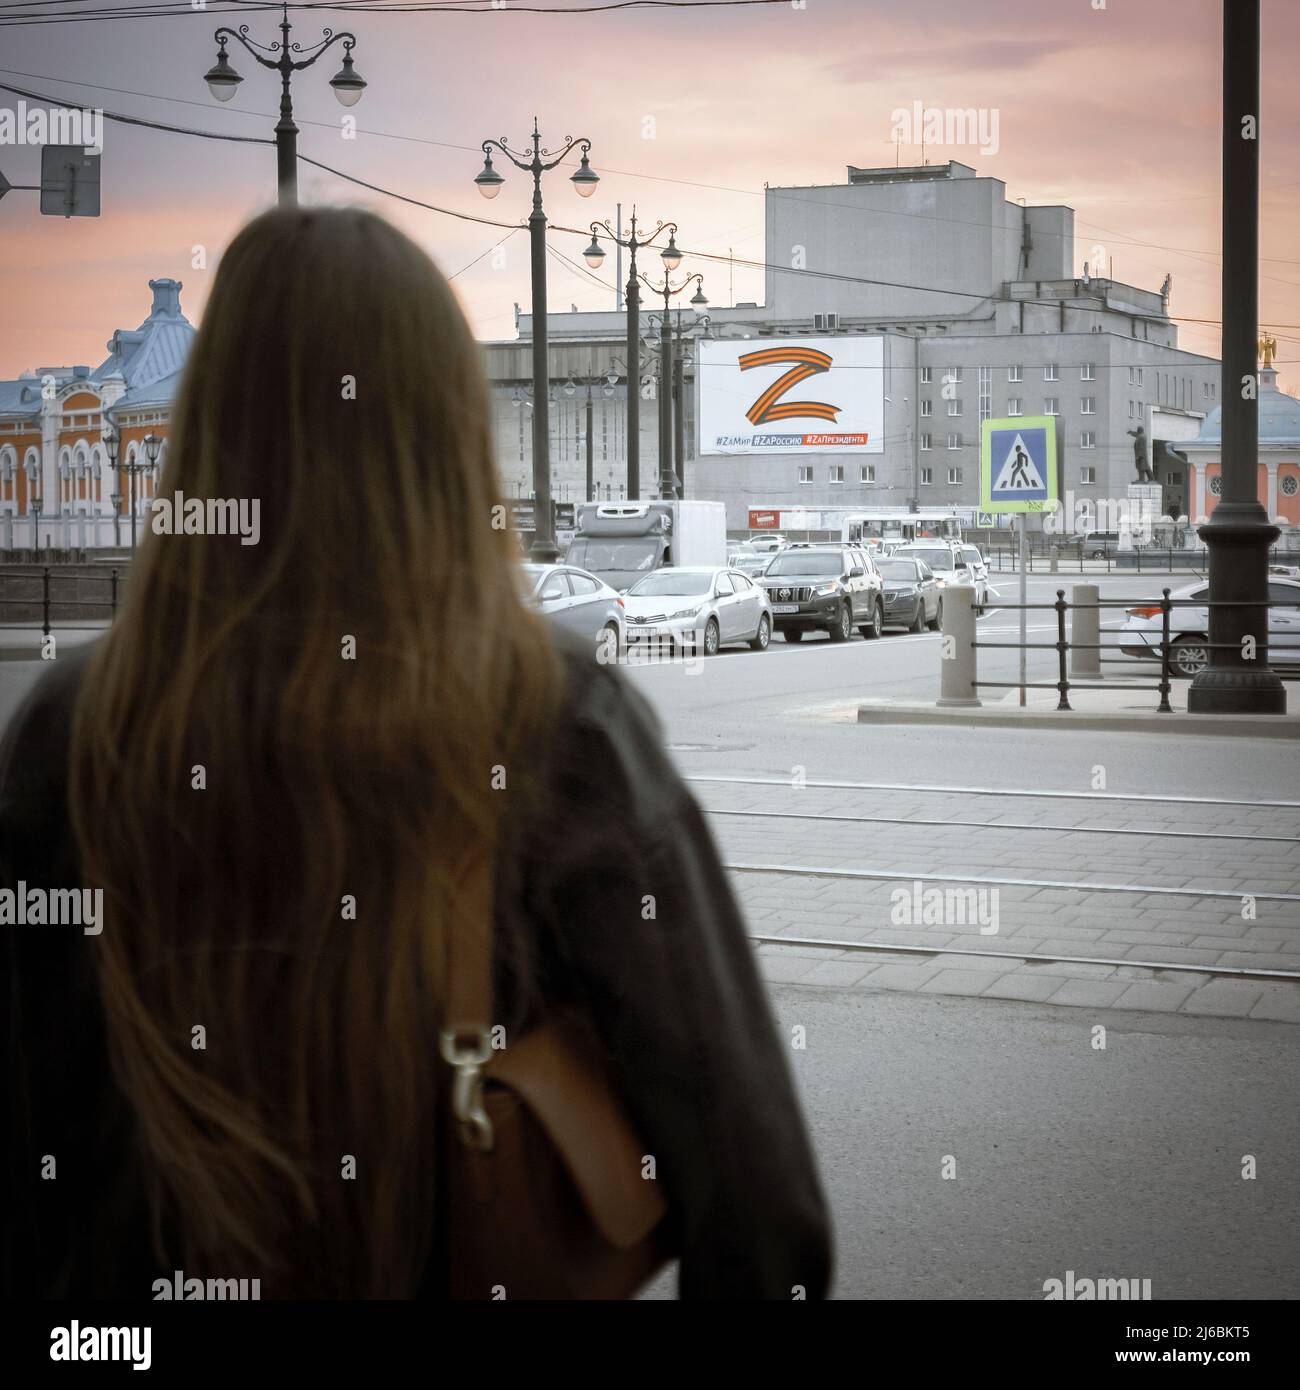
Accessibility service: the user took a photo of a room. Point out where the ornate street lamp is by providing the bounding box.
[474,119,597,562]
[641,272,707,500]
[584,211,681,498]
[206,3,365,205]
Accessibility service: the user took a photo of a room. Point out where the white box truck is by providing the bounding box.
[566,500,728,593]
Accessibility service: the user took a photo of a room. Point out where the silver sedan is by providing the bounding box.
[623,566,773,656]
[525,563,625,660]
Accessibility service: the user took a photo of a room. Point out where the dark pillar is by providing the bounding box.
[1188,0,1283,713]
[528,200,557,563]
[626,275,640,499]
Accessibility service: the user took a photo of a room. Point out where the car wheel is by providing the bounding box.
[1169,636,1209,678]
[859,601,883,640]
[829,602,853,642]
[909,603,926,634]
[597,622,620,663]
[703,617,720,656]
[783,628,804,643]
[749,613,771,652]
[929,600,943,631]
[1090,549,1106,561]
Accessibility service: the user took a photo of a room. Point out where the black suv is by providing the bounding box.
[762,544,885,642]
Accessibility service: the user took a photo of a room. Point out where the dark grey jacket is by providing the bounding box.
[0,639,832,1299]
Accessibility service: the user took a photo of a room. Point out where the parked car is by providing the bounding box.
[748,534,787,553]
[761,544,884,642]
[1068,529,1122,560]
[524,563,624,659]
[1119,576,1300,677]
[891,542,987,613]
[623,565,773,656]
[877,556,942,632]
[959,543,991,593]
[727,545,775,578]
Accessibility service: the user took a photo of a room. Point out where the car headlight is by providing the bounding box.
[668,605,703,620]
[813,582,840,597]
[893,585,918,596]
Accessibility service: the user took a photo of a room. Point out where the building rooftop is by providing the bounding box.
[0,278,195,421]
[1193,370,1300,444]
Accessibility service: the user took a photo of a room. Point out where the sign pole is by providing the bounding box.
[1018,513,1027,707]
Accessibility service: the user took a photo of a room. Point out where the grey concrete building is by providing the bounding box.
[485,160,1220,533]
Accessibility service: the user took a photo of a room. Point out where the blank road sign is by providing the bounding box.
[39,146,100,218]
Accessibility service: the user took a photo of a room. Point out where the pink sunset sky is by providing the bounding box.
[1,0,1298,386]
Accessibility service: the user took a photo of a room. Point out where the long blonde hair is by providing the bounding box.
[69,206,559,1296]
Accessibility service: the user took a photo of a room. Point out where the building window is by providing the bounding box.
[1044,398,1059,415]
[1081,396,1095,414]
[947,467,962,485]
[1210,475,1223,496]
[861,465,875,483]
[1081,465,1096,482]
[1080,432,1096,450]
[1282,475,1298,497]
[798,465,813,484]
[1007,397,1022,416]
[1136,367,1144,386]
[829,464,844,484]
[920,366,932,384]
[978,365,991,422]
[1081,363,1096,381]
[947,398,962,416]
[1008,364,1023,382]
[946,432,962,449]
[921,467,933,485]
[921,399,933,417]
[920,433,932,451]
[1128,400,1135,418]
[948,366,963,383]
[1128,366,1134,385]
[1044,364,1059,381]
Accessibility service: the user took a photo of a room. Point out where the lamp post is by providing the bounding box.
[101,421,120,545]
[584,211,681,499]
[476,120,597,563]
[672,311,710,501]
[1188,0,1284,713]
[564,373,616,502]
[642,274,706,500]
[205,3,366,206]
[109,492,121,547]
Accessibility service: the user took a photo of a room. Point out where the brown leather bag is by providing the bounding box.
[441,863,671,1300]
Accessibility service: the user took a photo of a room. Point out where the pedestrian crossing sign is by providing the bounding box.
[980,416,1058,513]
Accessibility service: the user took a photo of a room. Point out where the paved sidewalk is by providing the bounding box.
[856,680,1300,738]
[693,778,1300,1023]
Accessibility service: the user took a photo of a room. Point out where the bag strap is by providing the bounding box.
[439,856,496,1152]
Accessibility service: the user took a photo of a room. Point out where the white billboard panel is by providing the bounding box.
[698,336,884,455]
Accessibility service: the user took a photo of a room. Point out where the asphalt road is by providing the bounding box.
[618,571,1300,800]
[646,985,1300,1299]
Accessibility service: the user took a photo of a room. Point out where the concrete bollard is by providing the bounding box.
[1049,545,1059,574]
[936,585,981,707]
[1070,583,1101,680]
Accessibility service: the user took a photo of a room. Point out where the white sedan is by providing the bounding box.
[1119,576,1300,677]
[623,566,773,656]
[892,544,988,613]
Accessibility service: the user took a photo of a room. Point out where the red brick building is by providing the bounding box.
[0,278,194,549]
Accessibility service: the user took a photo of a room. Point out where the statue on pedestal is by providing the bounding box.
[1128,425,1154,483]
